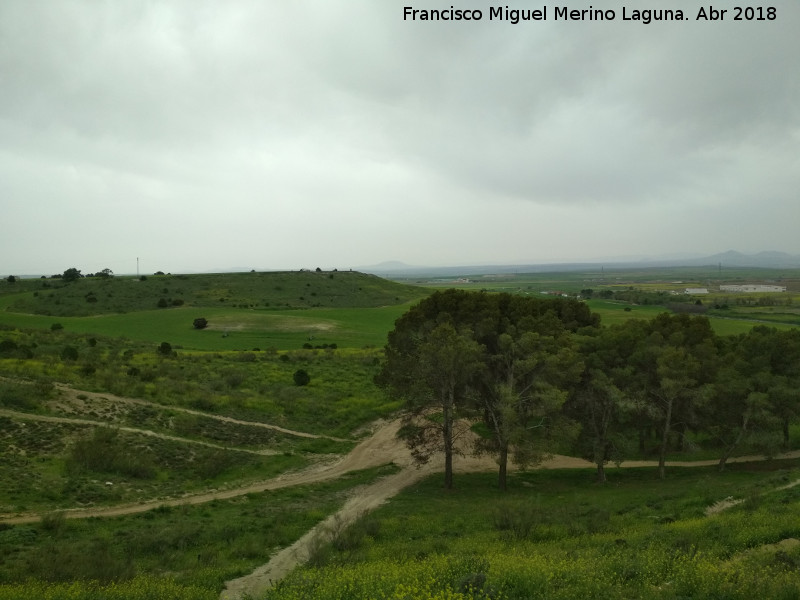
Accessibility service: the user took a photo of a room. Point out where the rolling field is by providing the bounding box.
[586,299,800,335]
[0,303,413,351]
[2,267,800,599]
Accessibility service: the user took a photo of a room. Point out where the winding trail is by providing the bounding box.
[0,408,280,456]
[51,383,351,442]
[218,425,800,600]
[3,382,800,598]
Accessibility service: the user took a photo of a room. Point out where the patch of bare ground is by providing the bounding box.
[705,496,745,516]
[704,477,800,516]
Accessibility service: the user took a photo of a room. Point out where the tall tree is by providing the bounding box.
[698,326,784,470]
[62,267,82,282]
[476,321,581,490]
[768,329,800,448]
[378,290,597,490]
[628,313,718,479]
[379,320,483,489]
[566,324,642,482]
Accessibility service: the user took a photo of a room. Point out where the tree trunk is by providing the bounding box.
[593,439,607,483]
[596,461,606,483]
[718,421,748,472]
[498,443,508,491]
[658,398,673,480]
[783,418,790,450]
[677,421,688,452]
[443,398,454,490]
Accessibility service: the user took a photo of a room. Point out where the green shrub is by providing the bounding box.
[66,427,156,479]
[293,369,311,386]
[60,346,78,361]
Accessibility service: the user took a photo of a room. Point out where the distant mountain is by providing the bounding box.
[359,251,800,277]
[362,261,422,272]
[690,251,800,268]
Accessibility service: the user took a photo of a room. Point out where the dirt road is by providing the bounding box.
[4,383,800,598]
[219,422,800,600]
[51,383,351,442]
[0,408,280,456]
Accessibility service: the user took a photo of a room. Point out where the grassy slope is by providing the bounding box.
[0,272,427,351]
[265,464,800,600]
[0,464,399,594]
[1,271,427,316]
[0,304,414,351]
[2,267,800,599]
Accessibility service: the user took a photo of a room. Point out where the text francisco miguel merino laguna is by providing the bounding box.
[403,5,752,23]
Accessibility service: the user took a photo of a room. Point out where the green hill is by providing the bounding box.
[2,271,427,317]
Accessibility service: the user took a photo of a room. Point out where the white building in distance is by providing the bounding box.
[719,284,787,293]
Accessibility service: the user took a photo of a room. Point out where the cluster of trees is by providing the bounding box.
[378,290,800,489]
[41,267,113,281]
[581,287,698,306]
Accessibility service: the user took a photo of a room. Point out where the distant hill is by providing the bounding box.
[359,251,800,277]
[697,250,800,268]
[3,271,429,317]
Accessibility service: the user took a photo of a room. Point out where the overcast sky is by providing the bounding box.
[2,1,799,275]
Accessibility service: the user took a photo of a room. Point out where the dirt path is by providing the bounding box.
[0,408,280,456]
[0,417,411,525]
[51,383,351,442]
[5,383,800,597]
[218,427,800,600]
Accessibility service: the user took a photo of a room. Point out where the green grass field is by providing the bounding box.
[0,304,413,351]
[0,272,425,351]
[2,267,800,599]
[586,299,800,335]
[0,271,427,316]
[263,463,800,600]
[0,464,399,594]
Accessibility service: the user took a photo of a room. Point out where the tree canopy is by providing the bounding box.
[380,289,800,487]
[378,290,598,489]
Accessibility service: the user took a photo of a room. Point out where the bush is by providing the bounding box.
[293,369,311,386]
[0,340,18,355]
[193,317,209,330]
[51,323,64,331]
[157,342,173,356]
[61,346,79,361]
[66,427,156,479]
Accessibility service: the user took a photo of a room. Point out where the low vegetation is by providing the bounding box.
[0,326,397,438]
[0,465,398,595]
[1,270,426,317]
[2,267,800,599]
[264,465,800,600]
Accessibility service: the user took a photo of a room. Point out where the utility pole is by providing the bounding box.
[137,257,139,278]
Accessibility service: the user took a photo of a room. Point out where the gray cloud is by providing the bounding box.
[2,0,799,274]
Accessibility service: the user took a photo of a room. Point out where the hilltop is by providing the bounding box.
[2,270,427,317]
